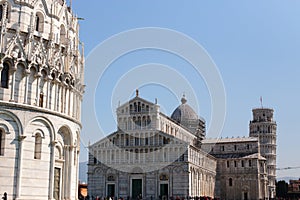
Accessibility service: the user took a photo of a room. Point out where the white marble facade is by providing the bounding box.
[0,0,84,199]
[88,94,216,200]
[88,93,276,200]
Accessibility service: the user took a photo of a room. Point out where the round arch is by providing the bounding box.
[25,116,56,141]
[57,125,74,145]
[0,109,23,136]
[60,24,66,44]
[34,11,45,32]
[93,167,103,174]
[2,57,13,67]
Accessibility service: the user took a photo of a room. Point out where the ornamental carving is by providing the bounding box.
[159,174,168,181]
[107,175,115,181]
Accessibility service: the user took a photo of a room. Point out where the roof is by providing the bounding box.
[212,152,266,160]
[203,137,258,144]
[211,153,253,159]
[171,96,199,123]
[243,153,266,160]
[252,107,274,112]
[117,96,157,110]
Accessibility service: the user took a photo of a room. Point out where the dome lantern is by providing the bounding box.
[181,95,187,104]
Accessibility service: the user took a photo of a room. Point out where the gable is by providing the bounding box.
[117,96,157,114]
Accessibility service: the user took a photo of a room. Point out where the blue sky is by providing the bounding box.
[72,1,300,178]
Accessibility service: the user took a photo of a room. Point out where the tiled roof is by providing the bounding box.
[203,137,258,144]
[211,152,265,160]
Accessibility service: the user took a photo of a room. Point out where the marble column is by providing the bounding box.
[68,87,72,116]
[35,72,41,106]
[9,64,17,102]
[63,145,69,199]
[72,91,76,118]
[23,69,30,104]
[45,76,52,109]
[0,2,8,53]
[68,145,74,199]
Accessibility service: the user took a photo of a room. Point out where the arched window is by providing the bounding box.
[35,12,44,32]
[39,92,44,107]
[34,133,42,159]
[0,130,4,156]
[134,102,137,112]
[60,25,66,44]
[1,62,9,88]
[229,178,233,186]
[35,14,40,31]
[0,5,3,21]
[142,116,146,127]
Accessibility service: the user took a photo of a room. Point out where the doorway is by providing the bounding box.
[243,192,248,200]
[53,167,61,200]
[160,184,168,200]
[107,184,115,198]
[131,179,142,200]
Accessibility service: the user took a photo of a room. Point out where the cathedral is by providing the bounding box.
[0,0,84,200]
[88,91,277,200]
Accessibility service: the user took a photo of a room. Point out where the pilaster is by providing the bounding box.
[15,135,27,200]
[49,140,58,200]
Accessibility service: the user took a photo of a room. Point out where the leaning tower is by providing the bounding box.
[0,0,84,200]
[249,108,277,199]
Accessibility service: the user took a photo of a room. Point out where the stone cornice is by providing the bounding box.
[0,101,82,128]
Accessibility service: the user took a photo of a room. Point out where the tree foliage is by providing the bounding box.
[276,180,288,198]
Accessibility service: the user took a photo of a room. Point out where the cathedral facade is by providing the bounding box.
[88,92,276,200]
[0,0,84,199]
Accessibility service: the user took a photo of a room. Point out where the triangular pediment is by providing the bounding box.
[117,96,158,114]
[128,96,156,106]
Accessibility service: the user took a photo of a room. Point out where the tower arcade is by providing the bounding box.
[249,108,277,199]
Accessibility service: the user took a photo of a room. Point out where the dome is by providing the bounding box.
[171,96,198,123]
